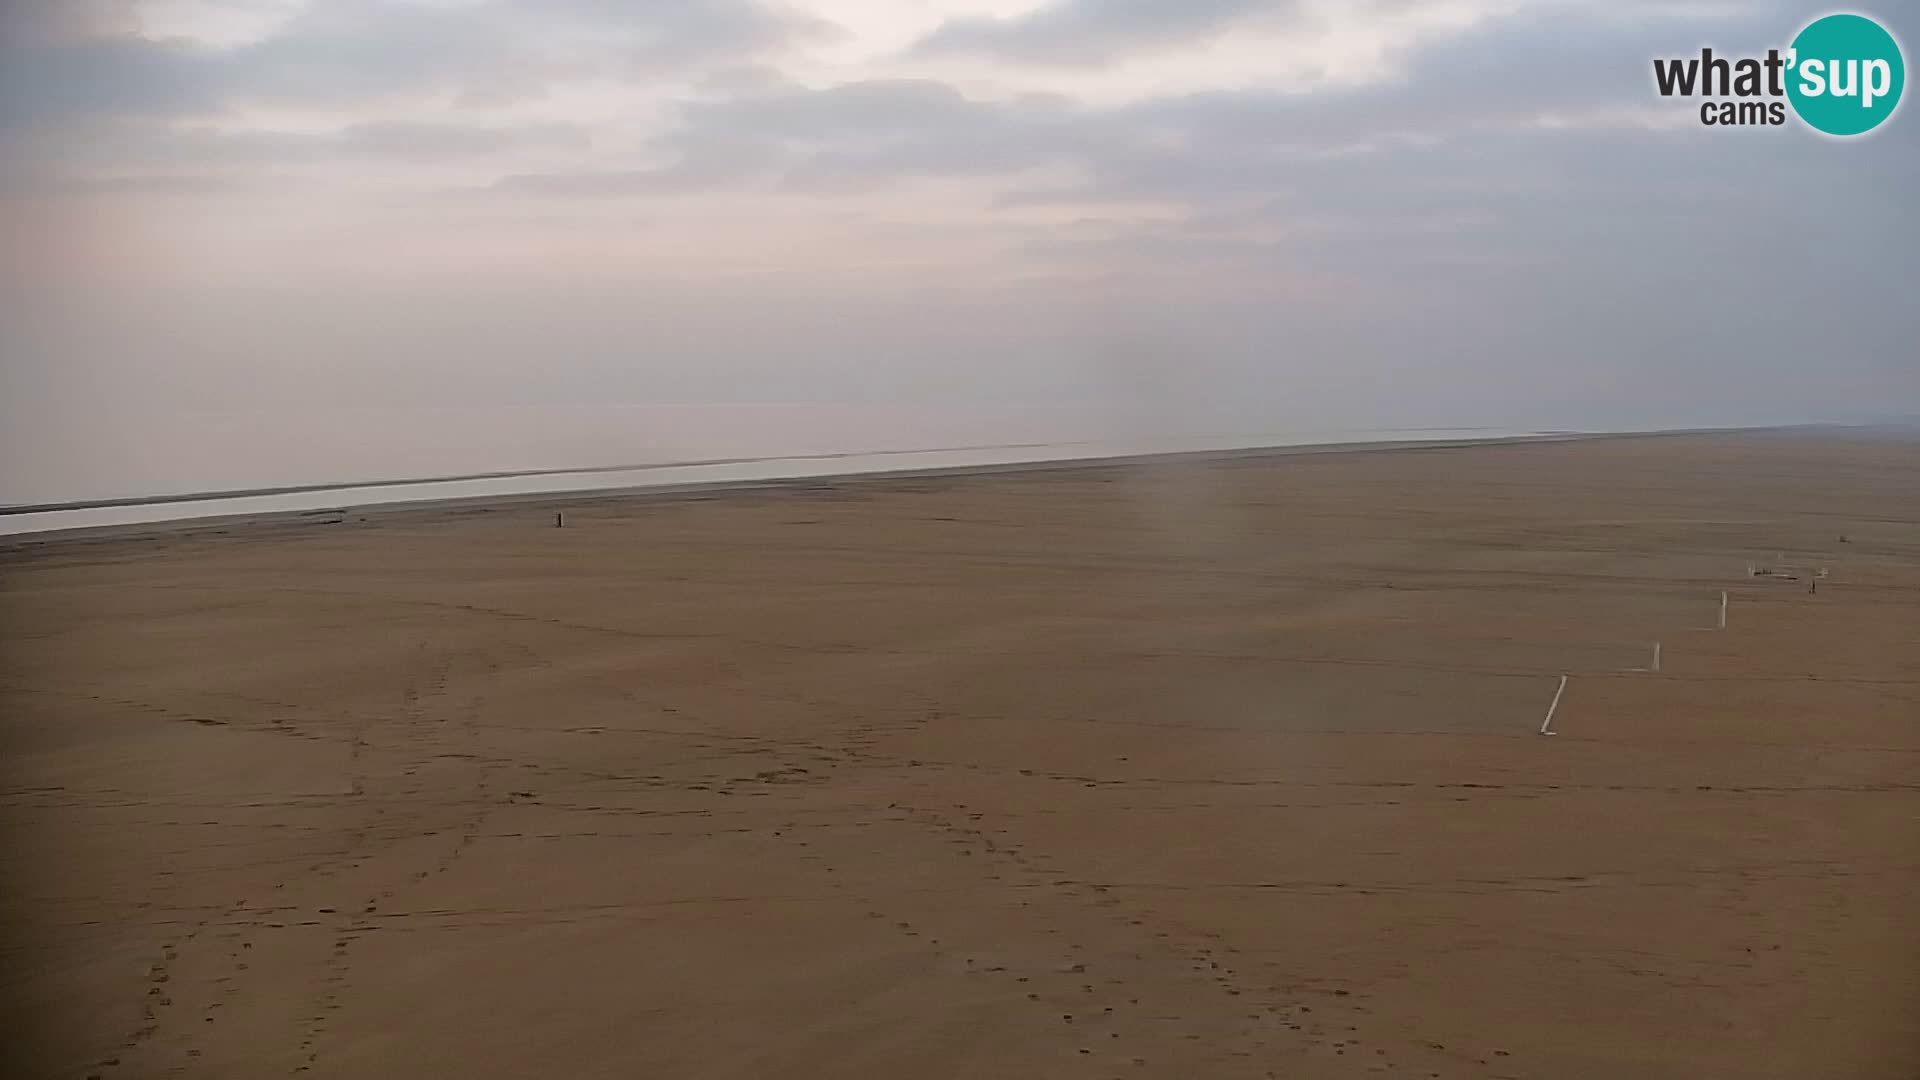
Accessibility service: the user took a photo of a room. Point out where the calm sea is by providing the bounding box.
[0,428,1554,538]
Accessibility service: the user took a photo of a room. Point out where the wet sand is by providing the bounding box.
[3,431,1917,1079]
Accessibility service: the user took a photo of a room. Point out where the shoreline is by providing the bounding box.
[0,438,1092,517]
[0,425,1801,551]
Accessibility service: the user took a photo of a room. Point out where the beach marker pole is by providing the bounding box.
[1539,675,1568,736]
[1719,590,1728,630]
[556,512,565,528]
[1652,642,1661,673]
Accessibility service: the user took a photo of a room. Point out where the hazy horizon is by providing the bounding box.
[3,0,1915,504]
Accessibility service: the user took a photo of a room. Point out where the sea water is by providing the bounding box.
[0,428,1555,538]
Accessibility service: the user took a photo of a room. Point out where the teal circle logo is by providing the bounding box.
[1787,13,1905,136]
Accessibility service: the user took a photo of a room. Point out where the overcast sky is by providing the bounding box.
[1,0,1915,501]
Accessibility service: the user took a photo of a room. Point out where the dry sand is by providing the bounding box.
[2,431,1917,1079]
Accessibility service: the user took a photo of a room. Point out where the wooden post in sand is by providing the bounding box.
[555,512,565,529]
[1539,675,1569,736]
[1719,590,1728,629]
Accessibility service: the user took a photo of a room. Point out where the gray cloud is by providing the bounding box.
[332,120,590,159]
[4,118,596,198]
[449,0,1914,268]
[0,0,840,204]
[488,79,1073,196]
[480,7,1723,206]
[489,142,769,198]
[0,32,225,131]
[911,0,1284,67]
[0,0,838,135]
[574,0,843,64]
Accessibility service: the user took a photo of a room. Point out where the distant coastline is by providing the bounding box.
[0,440,1080,517]
[0,424,1876,544]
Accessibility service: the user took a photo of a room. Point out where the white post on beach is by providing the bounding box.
[1651,642,1662,673]
[1539,675,1569,736]
[1719,590,1728,630]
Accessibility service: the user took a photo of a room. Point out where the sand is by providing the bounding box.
[3,431,1917,1079]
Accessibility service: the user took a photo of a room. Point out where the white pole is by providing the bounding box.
[1539,675,1569,736]
[1719,590,1728,630]
[1652,642,1662,673]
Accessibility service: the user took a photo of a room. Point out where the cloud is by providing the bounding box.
[0,31,226,132]
[3,117,597,200]
[574,0,843,64]
[910,0,1284,67]
[489,144,766,197]
[486,4,1785,209]
[330,120,590,159]
[0,0,840,134]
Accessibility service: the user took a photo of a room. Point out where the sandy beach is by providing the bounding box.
[3,430,1917,1079]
